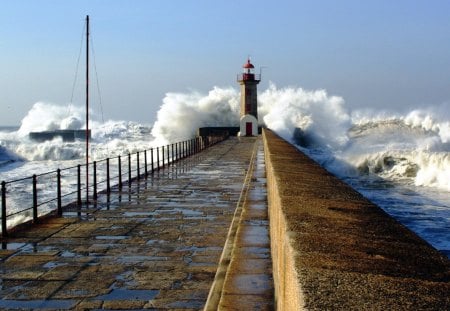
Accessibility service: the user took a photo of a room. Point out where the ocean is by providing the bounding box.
[1,84,449,257]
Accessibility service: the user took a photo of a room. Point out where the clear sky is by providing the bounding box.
[1,0,450,126]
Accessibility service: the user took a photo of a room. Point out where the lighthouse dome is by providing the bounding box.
[243,59,254,69]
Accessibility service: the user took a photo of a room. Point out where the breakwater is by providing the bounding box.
[262,128,450,310]
[0,137,256,309]
[0,131,449,310]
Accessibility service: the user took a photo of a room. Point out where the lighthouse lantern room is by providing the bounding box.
[237,58,260,136]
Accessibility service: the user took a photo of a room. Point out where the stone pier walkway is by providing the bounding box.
[0,137,259,310]
[218,139,274,310]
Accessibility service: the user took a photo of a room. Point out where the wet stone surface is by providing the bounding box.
[219,140,274,310]
[0,137,256,310]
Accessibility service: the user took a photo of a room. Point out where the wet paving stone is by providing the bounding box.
[0,137,256,309]
[218,140,275,310]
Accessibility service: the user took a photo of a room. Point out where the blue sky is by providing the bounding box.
[1,0,450,125]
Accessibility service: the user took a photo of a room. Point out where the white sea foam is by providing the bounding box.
[0,102,156,164]
[17,102,85,137]
[150,87,239,145]
[1,85,449,254]
[2,87,450,193]
[259,83,351,149]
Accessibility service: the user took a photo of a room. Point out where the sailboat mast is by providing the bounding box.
[85,15,90,203]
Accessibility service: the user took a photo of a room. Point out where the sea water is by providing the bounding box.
[1,85,449,257]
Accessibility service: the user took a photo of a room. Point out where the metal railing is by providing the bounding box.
[237,73,261,82]
[1,134,228,237]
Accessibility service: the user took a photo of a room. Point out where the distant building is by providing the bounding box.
[237,59,260,136]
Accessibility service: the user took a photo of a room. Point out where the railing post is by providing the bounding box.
[93,161,97,201]
[128,153,132,186]
[77,165,82,206]
[86,161,89,205]
[106,158,111,194]
[57,169,62,216]
[167,145,170,166]
[156,147,160,170]
[32,174,38,223]
[144,150,148,177]
[137,151,140,179]
[1,181,7,237]
[151,148,154,172]
[118,156,122,189]
[162,145,165,168]
[171,144,174,164]
[175,143,178,162]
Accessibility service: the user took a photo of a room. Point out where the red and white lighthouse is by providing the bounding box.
[237,58,260,136]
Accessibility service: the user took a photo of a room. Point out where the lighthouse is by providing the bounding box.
[237,58,260,136]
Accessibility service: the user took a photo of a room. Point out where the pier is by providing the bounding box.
[0,130,449,310]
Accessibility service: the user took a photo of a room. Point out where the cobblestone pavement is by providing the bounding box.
[0,137,256,310]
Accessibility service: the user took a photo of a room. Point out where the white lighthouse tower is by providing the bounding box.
[237,58,260,136]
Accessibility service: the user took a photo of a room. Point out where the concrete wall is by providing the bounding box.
[262,129,450,310]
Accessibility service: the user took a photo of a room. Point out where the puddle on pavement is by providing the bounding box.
[60,250,78,258]
[243,225,269,236]
[1,242,28,250]
[95,235,128,240]
[242,233,270,245]
[244,219,269,226]
[173,208,204,216]
[117,255,169,263]
[92,289,159,301]
[43,261,67,269]
[1,243,43,254]
[123,211,154,217]
[176,246,222,253]
[0,299,76,309]
[146,239,160,245]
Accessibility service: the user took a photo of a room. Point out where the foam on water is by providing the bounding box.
[1,84,449,256]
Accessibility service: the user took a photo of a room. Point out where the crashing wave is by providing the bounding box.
[0,145,24,167]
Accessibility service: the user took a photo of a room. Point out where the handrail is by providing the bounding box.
[0,134,229,237]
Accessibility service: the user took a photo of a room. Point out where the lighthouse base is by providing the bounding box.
[238,115,258,137]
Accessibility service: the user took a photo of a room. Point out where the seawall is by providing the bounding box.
[262,129,450,310]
